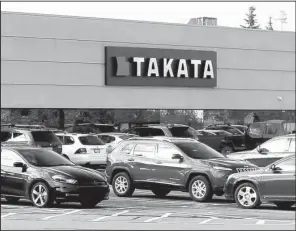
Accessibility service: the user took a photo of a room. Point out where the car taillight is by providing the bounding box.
[75,148,87,154]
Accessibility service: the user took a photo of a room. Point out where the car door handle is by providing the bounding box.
[127,158,134,161]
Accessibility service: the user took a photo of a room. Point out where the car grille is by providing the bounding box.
[236,167,259,173]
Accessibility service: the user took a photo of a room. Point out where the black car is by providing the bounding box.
[105,137,259,202]
[224,155,295,209]
[1,147,109,208]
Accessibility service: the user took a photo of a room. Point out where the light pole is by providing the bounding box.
[274,11,287,31]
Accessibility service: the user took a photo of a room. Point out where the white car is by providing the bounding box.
[227,134,295,167]
[97,133,137,147]
[55,133,108,167]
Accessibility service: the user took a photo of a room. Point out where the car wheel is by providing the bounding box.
[80,197,102,208]
[5,197,20,204]
[274,202,295,210]
[30,182,53,208]
[151,188,171,198]
[189,176,213,202]
[235,183,261,209]
[112,172,135,197]
[221,146,234,155]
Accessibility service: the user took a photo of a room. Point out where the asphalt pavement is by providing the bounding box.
[1,189,295,230]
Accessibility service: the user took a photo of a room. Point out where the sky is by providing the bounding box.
[1,2,295,31]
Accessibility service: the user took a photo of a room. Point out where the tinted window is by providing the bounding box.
[134,144,156,158]
[277,157,295,171]
[0,132,12,142]
[134,128,165,137]
[175,142,225,159]
[157,143,183,161]
[1,150,25,167]
[100,135,115,143]
[78,136,104,145]
[18,149,75,167]
[225,127,243,135]
[169,127,197,138]
[283,122,296,134]
[64,136,75,145]
[248,123,265,135]
[96,125,116,133]
[259,138,290,152]
[31,131,61,144]
[57,136,64,143]
[266,124,279,135]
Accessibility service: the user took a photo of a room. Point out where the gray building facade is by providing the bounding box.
[1,11,295,111]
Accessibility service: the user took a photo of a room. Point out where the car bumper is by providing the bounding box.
[223,181,235,200]
[52,183,110,202]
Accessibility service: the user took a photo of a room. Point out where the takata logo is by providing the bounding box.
[105,47,217,88]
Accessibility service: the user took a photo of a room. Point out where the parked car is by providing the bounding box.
[66,123,116,134]
[0,128,62,154]
[1,147,109,208]
[218,120,295,155]
[245,120,295,150]
[97,133,138,147]
[105,137,259,202]
[55,133,108,169]
[227,134,295,167]
[224,155,295,209]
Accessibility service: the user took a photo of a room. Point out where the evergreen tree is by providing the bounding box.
[240,6,260,29]
[266,17,274,30]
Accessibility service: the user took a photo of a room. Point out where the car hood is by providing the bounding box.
[43,165,106,182]
[202,158,258,168]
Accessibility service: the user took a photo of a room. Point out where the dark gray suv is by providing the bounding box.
[105,137,259,202]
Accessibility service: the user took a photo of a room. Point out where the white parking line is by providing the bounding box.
[199,217,218,224]
[1,213,16,218]
[92,210,129,222]
[144,213,172,223]
[41,209,80,220]
[256,220,265,225]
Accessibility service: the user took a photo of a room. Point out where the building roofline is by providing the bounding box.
[2,11,295,35]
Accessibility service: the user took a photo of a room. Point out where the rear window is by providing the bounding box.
[78,136,105,145]
[0,132,12,142]
[31,131,61,144]
[169,127,197,138]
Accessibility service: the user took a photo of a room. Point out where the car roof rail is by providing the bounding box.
[1,141,31,147]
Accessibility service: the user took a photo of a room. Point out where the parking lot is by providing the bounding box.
[1,188,295,230]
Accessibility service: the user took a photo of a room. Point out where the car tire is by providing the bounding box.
[5,197,20,204]
[112,172,135,197]
[274,202,295,210]
[189,175,213,202]
[151,188,171,198]
[80,197,102,208]
[235,182,261,209]
[30,182,54,208]
[221,146,234,155]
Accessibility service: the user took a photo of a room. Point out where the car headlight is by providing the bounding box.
[52,175,77,184]
[213,166,232,171]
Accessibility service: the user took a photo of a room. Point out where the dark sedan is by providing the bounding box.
[1,147,109,208]
[224,155,295,209]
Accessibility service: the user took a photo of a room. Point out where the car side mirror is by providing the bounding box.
[13,162,27,172]
[258,148,269,155]
[172,154,184,162]
[106,146,113,154]
[270,164,282,172]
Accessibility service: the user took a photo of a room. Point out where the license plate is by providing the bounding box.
[94,149,100,153]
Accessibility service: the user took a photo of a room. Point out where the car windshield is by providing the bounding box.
[175,142,226,159]
[78,136,104,145]
[169,127,198,138]
[225,128,243,135]
[17,149,75,167]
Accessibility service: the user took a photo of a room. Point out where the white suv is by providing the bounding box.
[56,133,108,168]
